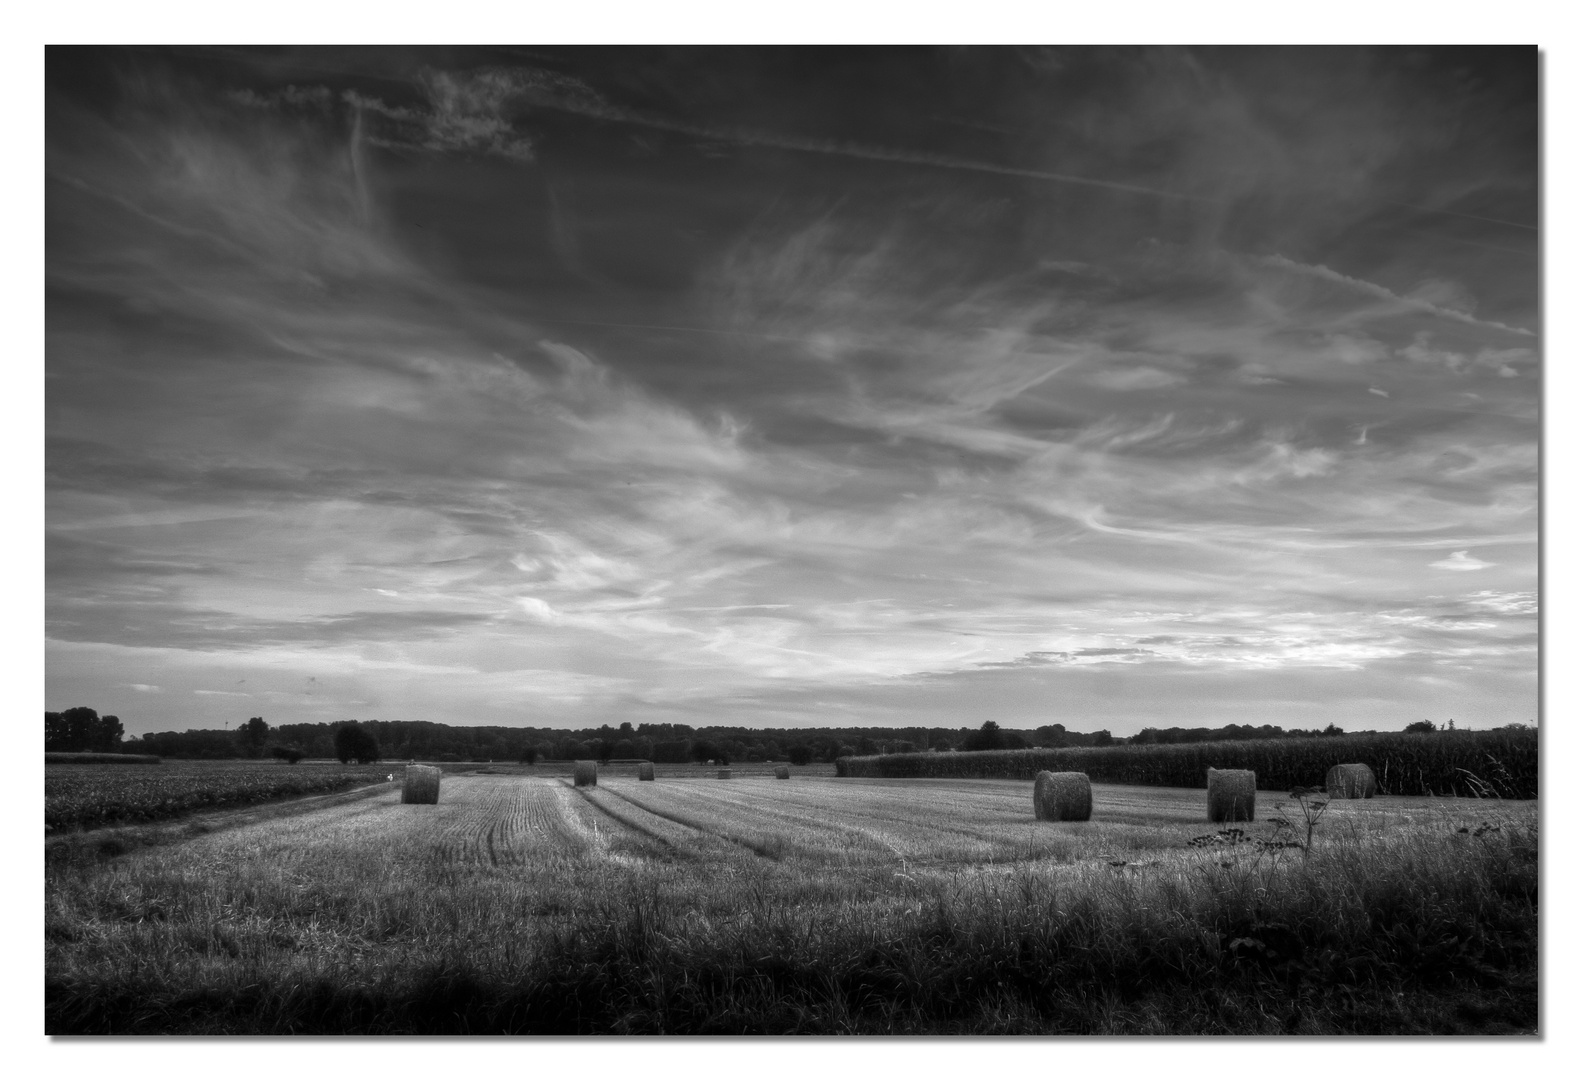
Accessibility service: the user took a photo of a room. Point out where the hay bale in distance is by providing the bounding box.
[717,769,732,779]
[1325,762,1377,799]
[1033,770,1093,821]
[573,760,598,787]
[1207,768,1256,823]
[401,764,442,805]
[638,761,655,781]
[774,765,791,780]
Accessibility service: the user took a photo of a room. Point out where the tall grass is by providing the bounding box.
[835,729,1537,798]
[45,799,1537,1034]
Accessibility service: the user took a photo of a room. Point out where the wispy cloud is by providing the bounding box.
[46,48,1537,734]
[1431,551,1495,572]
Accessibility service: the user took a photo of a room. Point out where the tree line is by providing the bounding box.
[44,708,125,753]
[47,709,1486,763]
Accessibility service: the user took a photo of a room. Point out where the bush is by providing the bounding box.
[835,729,1537,798]
[45,752,160,765]
[269,745,306,764]
[519,746,540,765]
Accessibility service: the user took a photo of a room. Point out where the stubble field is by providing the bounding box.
[45,765,1538,1035]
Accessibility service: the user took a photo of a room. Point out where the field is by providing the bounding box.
[45,763,1537,1034]
[46,760,397,832]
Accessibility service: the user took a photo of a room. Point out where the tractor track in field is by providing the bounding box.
[568,784,687,855]
[651,782,987,865]
[697,782,1007,850]
[420,776,593,868]
[595,784,787,860]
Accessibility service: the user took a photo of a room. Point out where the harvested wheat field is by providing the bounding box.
[45,769,1536,1035]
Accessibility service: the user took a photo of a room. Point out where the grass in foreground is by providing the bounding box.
[45,777,1537,1034]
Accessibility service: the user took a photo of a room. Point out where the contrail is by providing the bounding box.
[524,85,1205,204]
[537,316,808,344]
[1386,200,1538,232]
[348,101,370,225]
[1259,254,1536,337]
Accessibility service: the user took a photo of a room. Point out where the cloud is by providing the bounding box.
[409,70,536,160]
[129,683,163,693]
[45,49,1537,735]
[1085,366,1186,391]
[1463,590,1537,615]
[1430,550,1494,571]
[264,74,541,162]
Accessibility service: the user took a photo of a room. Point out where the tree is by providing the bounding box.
[238,716,271,758]
[95,715,124,752]
[691,739,727,766]
[652,739,692,764]
[787,744,813,767]
[1404,720,1437,734]
[1092,730,1114,747]
[519,745,540,765]
[46,707,124,753]
[334,721,381,764]
[963,720,1005,752]
[63,706,101,751]
[1321,723,1344,737]
[270,745,306,763]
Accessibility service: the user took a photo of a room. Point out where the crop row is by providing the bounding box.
[834,729,1538,798]
[45,762,394,831]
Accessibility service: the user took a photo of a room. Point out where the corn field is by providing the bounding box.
[834,729,1537,798]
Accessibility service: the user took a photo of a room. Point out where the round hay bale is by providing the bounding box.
[774,765,791,780]
[401,764,442,805]
[1207,768,1256,823]
[717,769,732,779]
[573,760,598,787]
[1033,771,1092,821]
[637,761,655,781]
[1325,762,1377,799]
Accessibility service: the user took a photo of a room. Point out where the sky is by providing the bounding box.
[43,45,1540,737]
